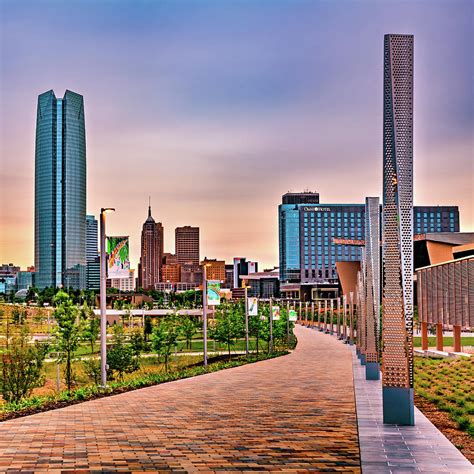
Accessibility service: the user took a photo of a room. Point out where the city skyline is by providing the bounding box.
[1,0,473,271]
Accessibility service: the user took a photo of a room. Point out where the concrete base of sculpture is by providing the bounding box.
[365,362,380,380]
[383,387,415,426]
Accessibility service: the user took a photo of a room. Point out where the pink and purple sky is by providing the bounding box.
[0,0,473,271]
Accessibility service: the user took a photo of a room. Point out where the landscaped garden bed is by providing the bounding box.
[414,356,474,462]
[0,350,290,422]
[1,291,297,422]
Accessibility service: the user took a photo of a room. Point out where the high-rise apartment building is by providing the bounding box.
[138,206,164,290]
[278,192,460,298]
[175,226,200,265]
[86,215,99,290]
[35,90,86,289]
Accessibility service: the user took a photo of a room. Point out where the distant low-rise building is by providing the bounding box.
[202,258,226,282]
[107,269,135,292]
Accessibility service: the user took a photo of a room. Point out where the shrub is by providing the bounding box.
[107,325,139,380]
[1,325,49,403]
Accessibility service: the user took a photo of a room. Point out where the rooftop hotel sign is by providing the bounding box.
[302,207,331,212]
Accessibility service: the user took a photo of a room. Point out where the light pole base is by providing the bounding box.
[383,387,415,426]
[365,362,380,380]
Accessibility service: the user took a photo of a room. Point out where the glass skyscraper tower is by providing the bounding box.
[35,90,86,290]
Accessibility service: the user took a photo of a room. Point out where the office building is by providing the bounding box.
[0,263,20,278]
[202,258,226,282]
[224,264,234,288]
[240,268,280,299]
[175,226,199,265]
[180,264,203,286]
[278,192,460,299]
[35,90,86,290]
[16,271,34,291]
[162,263,181,284]
[232,258,258,289]
[138,205,164,290]
[108,269,135,292]
[86,215,100,290]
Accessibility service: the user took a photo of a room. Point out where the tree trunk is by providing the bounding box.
[66,355,71,391]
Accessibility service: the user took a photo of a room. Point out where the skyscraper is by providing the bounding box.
[382,34,414,425]
[138,206,164,290]
[175,226,200,265]
[35,90,86,290]
[86,215,99,290]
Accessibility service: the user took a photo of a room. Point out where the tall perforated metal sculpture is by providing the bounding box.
[365,197,381,380]
[382,34,414,425]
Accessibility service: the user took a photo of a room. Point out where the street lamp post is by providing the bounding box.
[100,207,115,388]
[244,285,249,357]
[269,297,273,353]
[202,264,208,367]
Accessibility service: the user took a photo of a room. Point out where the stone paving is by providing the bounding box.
[0,325,360,472]
[351,344,473,474]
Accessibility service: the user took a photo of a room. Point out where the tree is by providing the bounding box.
[52,291,83,391]
[81,302,100,354]
[151,315,180,372]
[129,328,145,360]
[180,317,199,350]
[11,306,26,325]
[107,325,138,380]
[1,325,49,403]
[144,315,153,342]
[82,358,101,385]
[210,301,245,357]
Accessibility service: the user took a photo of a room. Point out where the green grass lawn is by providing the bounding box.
[413,336,474,348]
[415,357,474,438]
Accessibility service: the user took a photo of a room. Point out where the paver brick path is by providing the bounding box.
[0,326,360,472]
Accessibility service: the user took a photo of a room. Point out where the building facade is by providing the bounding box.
[202,258,226,282]
[162,263,181,284]
[35,90,86,290]
[175,226,200,265]
[279,193,460,290]
[108,269,135,292]
[232,258,258,289]
[138,206,164,290]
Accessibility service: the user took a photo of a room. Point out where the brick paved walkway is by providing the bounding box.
[0,326,360,472]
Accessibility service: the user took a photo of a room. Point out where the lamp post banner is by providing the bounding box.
[106,236,130,279]
[207,280,221,306]
[272,305,280,320]
[289,309,298,321]
[248,297,258,316]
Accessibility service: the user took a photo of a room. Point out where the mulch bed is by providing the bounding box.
[415,394,474,463]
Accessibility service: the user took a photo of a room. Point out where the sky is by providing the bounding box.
[0,0,473,271]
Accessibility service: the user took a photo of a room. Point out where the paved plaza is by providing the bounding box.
[0,325,360,472]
